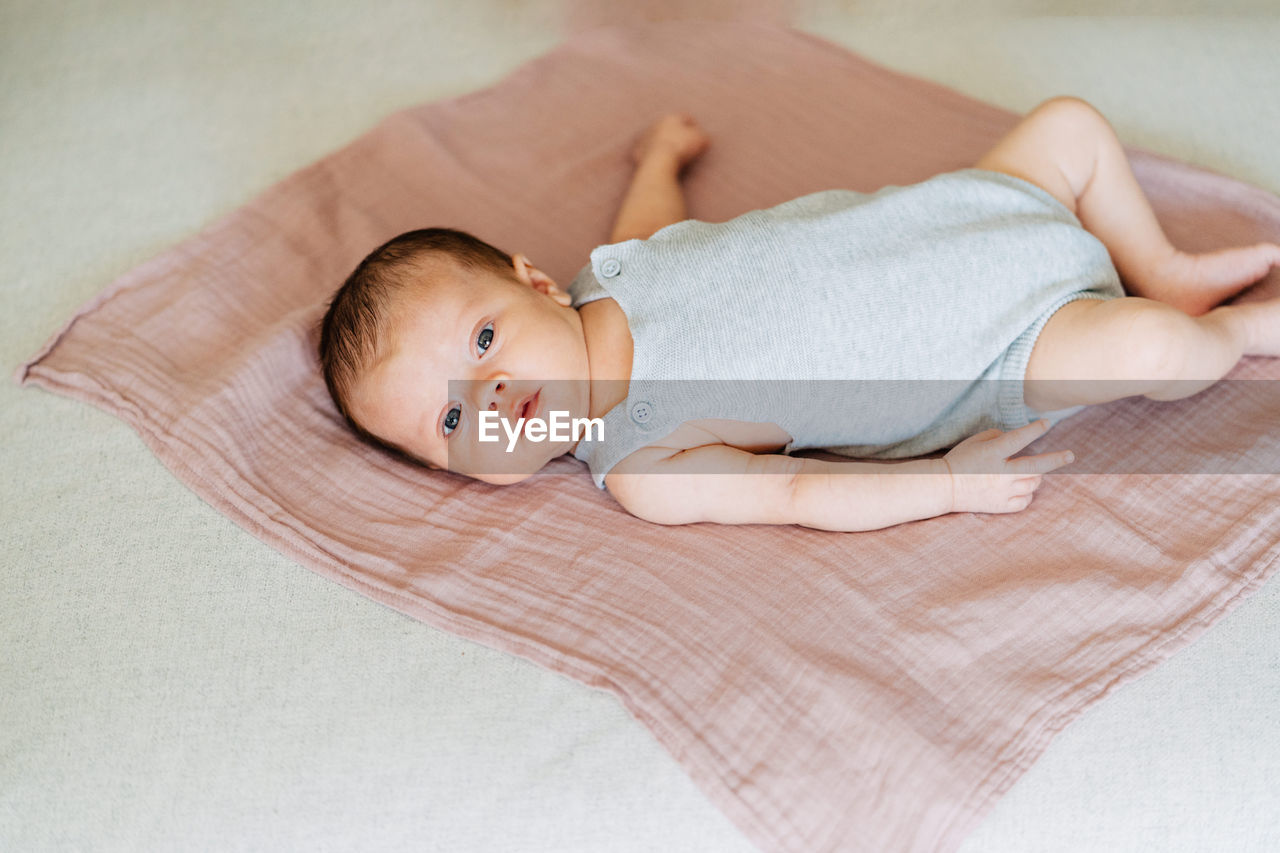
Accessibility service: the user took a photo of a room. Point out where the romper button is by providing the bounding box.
[600,258,622,278]
[629,401,653,424]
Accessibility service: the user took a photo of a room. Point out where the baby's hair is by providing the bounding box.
[317,227,515,457]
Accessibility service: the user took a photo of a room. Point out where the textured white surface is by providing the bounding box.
[3,2,1278,850]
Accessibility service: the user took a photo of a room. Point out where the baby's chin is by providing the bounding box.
[472,469,536,486]
[468,459,556,486]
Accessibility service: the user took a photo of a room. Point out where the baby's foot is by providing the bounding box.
[1233,295,1280,358]
[1152,242,1280,316]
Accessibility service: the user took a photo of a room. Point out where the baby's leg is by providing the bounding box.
[975,97,1280,316]
[1023,295,1280,411]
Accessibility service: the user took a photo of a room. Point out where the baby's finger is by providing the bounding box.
[1011,475,1042,490]
[996,419,1051,454]
[1008,448,1074,475]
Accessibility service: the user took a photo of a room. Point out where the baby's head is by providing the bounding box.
[318,228,591,485]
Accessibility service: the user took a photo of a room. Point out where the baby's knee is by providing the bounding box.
[1122,304,1194,382]
[1032,95,1103,125]
[1027,96,1111,148]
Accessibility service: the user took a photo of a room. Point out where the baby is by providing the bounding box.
[318,97,1280,531]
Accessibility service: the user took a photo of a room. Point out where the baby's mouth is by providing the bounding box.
[517,389,540,420]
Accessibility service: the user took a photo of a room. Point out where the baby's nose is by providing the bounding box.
[485,380,516,419]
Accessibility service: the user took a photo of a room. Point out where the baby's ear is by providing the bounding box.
[515,254,572,306]
[541,281,573,307]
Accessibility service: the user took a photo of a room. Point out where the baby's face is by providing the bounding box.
[349,255,591,485]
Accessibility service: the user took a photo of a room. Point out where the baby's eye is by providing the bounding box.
[476,322,494,354]
[442,405,460,437]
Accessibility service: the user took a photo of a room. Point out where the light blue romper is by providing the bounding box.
[568,168,1124,491]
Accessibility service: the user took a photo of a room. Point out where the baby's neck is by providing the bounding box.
[579,298,634,421]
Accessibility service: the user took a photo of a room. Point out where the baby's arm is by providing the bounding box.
[609,113,710,243]
[606,420,1073,531]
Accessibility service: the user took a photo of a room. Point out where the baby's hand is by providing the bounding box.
[631,113,711,171]
[942,419,1074,514]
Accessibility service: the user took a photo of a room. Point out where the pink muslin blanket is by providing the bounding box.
[16,21,1280,853]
